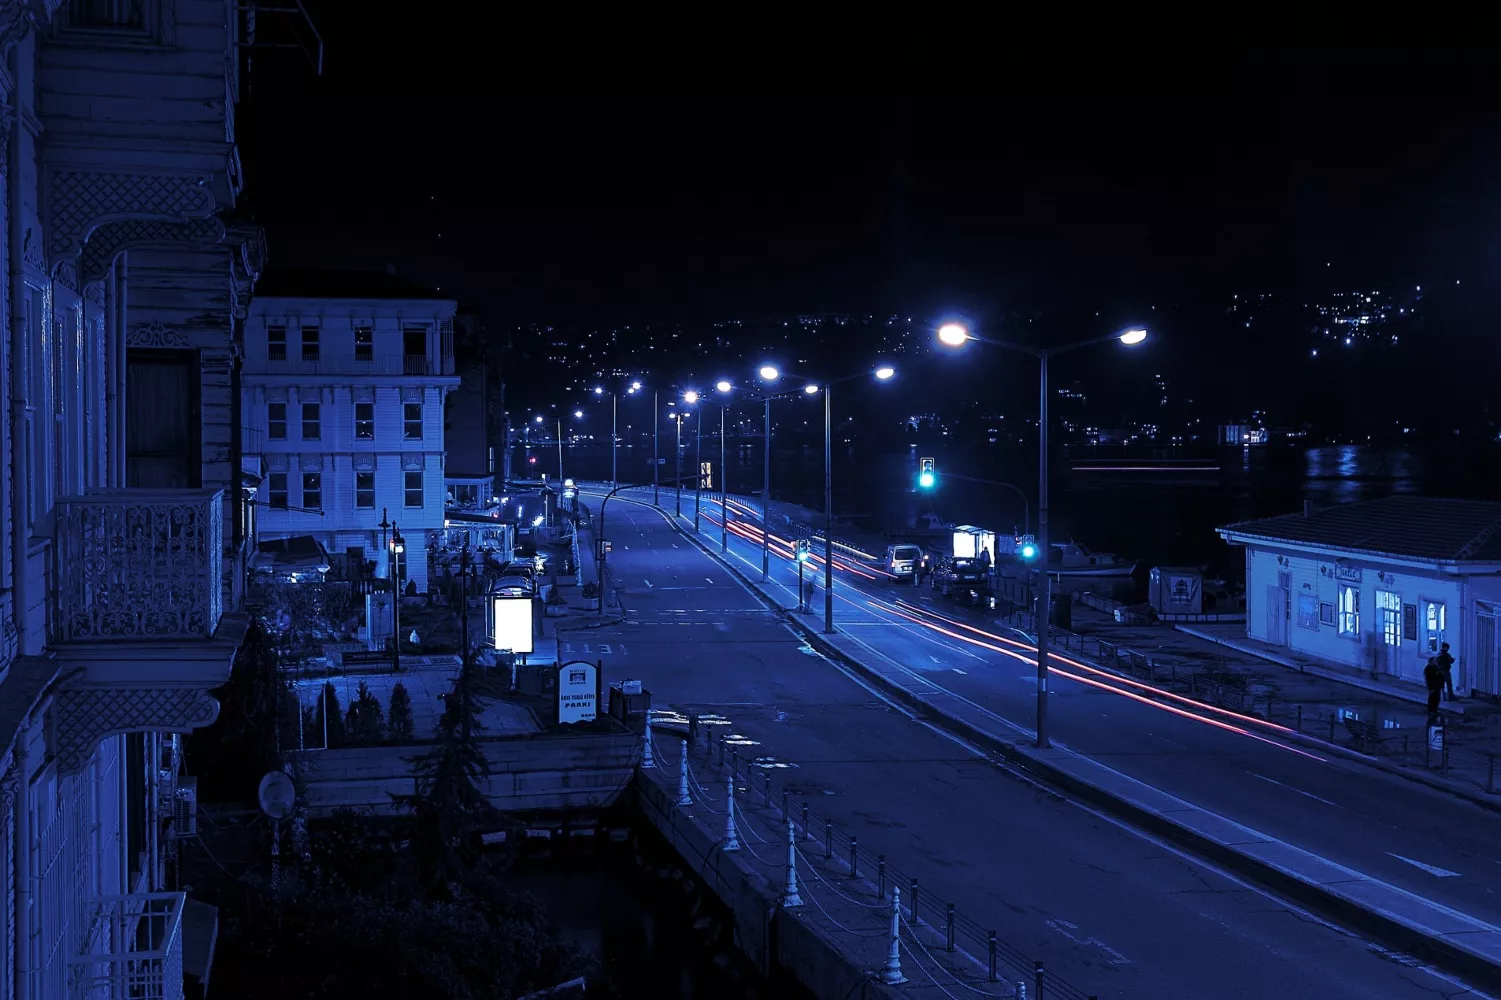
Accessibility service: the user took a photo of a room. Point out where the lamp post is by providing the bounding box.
[759,364,897,634]
[714,381,734,553]
[937,321,1146,749]
[694,402,703,532]
[672,410,686,517]
[598,384,636,486]
[390,523,405,673]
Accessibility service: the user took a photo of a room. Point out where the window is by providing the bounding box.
[356,471,376,509]
[267,402,287,440]
[403,327,428,373]
[1425,601,1447,653]
[1338,585,1359,637]
[404,402,423,440]
[302,472,322,511]
[1297,593,1319,630]
[267,325,287,361]
[354,324,374,362]
[404,470,424,508]
[1320,602,1335,626]
[1377,590,1401,647]
[302,402,321,440]
[301,325,320,362]
[268,473,288,509]
[68,0,145,29]
[355,402,375,440]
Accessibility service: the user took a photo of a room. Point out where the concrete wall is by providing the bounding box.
[1246,543,1465,686]
[296,729,641,815]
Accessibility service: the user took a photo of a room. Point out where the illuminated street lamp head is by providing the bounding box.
[573,409,583,418]
[683,390,699,404]
[758,365,780,381]
[627,386,637,394]
[593,386,604,395]
[937,322,970,347]
[1119,328,1148,346]
[534,415,544,424]
[803,383,820,395]
[715,380,732,393]
[874,365,896,380]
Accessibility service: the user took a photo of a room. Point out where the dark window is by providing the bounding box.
[355,402,375,440]
[354,325,374,362]
[68,0,145,29]
[356,471,376,509]
[404,470,423,508]
[403,402,422,440]
[125,733,146,884]
[267,325,287,361]
[267,402,287,440]
[302,472,322,511]
[300,325,320,362]
[302,402,321,440]
[268,473,287,508]
[403,327,427,373]
[125,349,200,489]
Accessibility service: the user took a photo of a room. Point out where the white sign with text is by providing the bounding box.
[557,660,598,725]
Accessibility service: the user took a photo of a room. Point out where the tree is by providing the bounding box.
[186,620,286,802]
[310,682,347,749]
[345,680,385,746]
[387,682,415,743]
[395,657,495,891]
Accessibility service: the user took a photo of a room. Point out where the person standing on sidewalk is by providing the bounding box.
[1424,656,1444,724]
[1436,642,1457,700]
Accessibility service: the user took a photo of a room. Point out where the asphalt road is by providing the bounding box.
[578,492,1490,1000]
[685,493,1501,931]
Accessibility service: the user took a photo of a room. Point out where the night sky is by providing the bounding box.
[240,30,1500,342]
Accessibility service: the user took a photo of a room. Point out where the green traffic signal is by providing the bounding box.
[1020,543,1037,560]
[918,470,935,489]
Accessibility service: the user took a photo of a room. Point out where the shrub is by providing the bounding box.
[387,682,415,743]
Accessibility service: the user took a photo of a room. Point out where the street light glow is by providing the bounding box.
[631,381,641,390]
[874,366,896,380]
[715,380,732,393]
[803,384,819,395]
[938,323,970,347]
[759,365,780,381]
[534,415,544,424]
[593,386,604,395]
[1119,328,1148,345]
[683,390,699,404]
[574,410,583,418]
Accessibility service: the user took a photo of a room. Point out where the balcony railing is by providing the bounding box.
[56,489,224,642]
[256,355,454,376]
[69,892,185,1000]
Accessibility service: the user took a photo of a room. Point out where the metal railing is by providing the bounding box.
[70,892,186,1000]
[55,488,224,641]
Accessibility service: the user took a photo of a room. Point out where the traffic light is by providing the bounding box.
[918,457,936,490]
[795,539,811,563]
[1016,534,1038,561]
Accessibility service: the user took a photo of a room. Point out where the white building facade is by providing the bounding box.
[243,278,459,593]
[1,1,270,998]
[1219,497,1501,699]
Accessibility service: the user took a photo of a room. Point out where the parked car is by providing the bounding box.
[884,543,925,582]
[931,555,991,599]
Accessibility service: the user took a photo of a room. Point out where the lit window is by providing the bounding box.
[1425,602,1446,653]
[301,402,321,440]
[404,402,422,440]
[354,324,374,362]
[355,402,375,440]
[302,472,322,511]
[355,471,375,509]
[1297,593,1318,630]
[301,325,320,362]
[268,473,287,509]
[267,325,287,361]
[267,402,287,440]
[1338,585,1359,637]
[1377,590,1401,646]
[404,470,423,508]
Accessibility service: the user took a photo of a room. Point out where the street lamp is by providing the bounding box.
[759,363,897,634]
[937,322,1147,749]
[389,523,405,673]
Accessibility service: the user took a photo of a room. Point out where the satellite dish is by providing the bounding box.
[257,770,296,821]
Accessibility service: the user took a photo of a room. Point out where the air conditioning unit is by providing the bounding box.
[156,768,177,813]
[172,778,198,838]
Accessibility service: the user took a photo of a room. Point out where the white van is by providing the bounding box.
[885,543,924,581]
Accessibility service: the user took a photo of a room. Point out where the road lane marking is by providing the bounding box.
[1046,918,1131,966]
[952,668,967,675]
[1249,772,1340,808]
[1386,853,1462,878]
[705,577,714,584]
[644,579,653,589]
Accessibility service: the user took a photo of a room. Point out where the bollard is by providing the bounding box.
[1403,735,1410,764]
[782,819,803,908]
[1016,986,1026,1000]
[764,771,772,808]
[707,727,715,760]
[988,931,997,981]
[718,735,725,767]
[1296,704,1303,733]
[910,878,919,923]
[849,836,859,878]
[877,856,886,899]
[802,801,810,839]
[1490,753,1497,795]
[781,788,788,820]
[1266,696,1274,720]
[688,712,698,745]
[676,740,692,807]
[946,902,955,952]
[879,887,907,984]
[724,774,740,852]
[1329,714,1336,741]
[642,714,656,769]
[731,748,738,778]
[1035,960,1045,999]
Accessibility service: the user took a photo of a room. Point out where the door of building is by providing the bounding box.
[1476,613,1498,698]
[1376,590,1402,677]
[1266,584,1288,646]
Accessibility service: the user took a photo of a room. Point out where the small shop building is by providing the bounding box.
[1217,496,1501,699]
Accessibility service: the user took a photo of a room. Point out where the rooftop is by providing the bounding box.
[253,268,451,301]
[1219,496,1501,564]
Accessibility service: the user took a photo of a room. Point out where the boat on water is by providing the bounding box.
[1047,541,1137,577]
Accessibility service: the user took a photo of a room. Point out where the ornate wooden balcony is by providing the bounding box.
[55,489,224,642]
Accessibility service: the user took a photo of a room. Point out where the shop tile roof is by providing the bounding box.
[1218,496,1501,563]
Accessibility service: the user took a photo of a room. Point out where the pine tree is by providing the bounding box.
[314,681,347,748]
[344,680,385,746]
[386,682,415,743]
